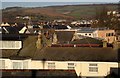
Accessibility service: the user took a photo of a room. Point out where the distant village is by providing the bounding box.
[0,9,120,78]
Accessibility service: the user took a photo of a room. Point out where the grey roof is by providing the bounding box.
[1,24,25,34]
[55,31,75,44]
[70,37,103,45]
[77,27,97,33]
[1,34,27,40]
[31,47,118,62]
[0,35,118,62]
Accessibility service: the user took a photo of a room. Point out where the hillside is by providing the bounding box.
[2,3,119,22]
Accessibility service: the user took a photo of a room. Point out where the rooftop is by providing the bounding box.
[0,35,118,62]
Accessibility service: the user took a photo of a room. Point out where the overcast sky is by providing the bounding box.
[1,0,120,2]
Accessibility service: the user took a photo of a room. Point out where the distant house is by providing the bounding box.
[77,27,97,38]
[96,29,116,43]
[71,20,92,27]
[0,23,26,34]
[0,34,118,78]
[1,22,10,27]
[77,27,116,43]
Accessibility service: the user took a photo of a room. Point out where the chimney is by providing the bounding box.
[52,33,58,44]
[36,34,42,49]
[103,40,107,48]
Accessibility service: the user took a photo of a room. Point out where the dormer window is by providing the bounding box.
[89,63,98,73]
[0,60,5,69]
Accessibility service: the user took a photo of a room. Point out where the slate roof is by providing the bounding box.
[55,31,75,44]
[1,69,77,78]
[53,25,68,29]
[77,27,97,33]
[1,34,28,40]
[1,24,25,34]
[70,37,103,45]
[43,25,69,29]
[0,35,38,58]
[0,35,118,62]
[31,47,118,62]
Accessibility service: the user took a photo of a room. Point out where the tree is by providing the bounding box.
[93,5,119,29]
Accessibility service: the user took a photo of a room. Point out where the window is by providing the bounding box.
[89,64,98,72]
[0,41,22,49]
[0,60,5,69]
[106,33,114,37]
[68,63,75,70]
[13,61,28,69]
[110,33,114,36]
[48,62,55,69]
[89,34,91,36]
[85,34,87,35]
[106,33,108,37]
[23,61,28,69]
[13,62,22,69]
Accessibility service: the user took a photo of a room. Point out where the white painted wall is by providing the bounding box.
[0,59,118,77]
[0,41,22,49]
[77,33,94,38]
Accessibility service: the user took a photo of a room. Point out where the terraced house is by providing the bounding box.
[0,33,119,78]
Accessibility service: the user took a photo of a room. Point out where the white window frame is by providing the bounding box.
[12,61,23,69]
[0,60,5,69]
[89,63,98,73]
[12,60,28,69]
[68,63,75,70]
[0,41,22,49]
[48,62,55,69]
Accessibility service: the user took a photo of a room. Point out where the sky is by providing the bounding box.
[1,0,120,2]
[1,0,119,9]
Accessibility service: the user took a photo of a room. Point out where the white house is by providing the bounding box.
[0,58,118,78]
[76,28,116,43]
[77,27,98,38]
[0,46,118,78]
[0,34,118,78]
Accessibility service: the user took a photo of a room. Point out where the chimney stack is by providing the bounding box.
[103,40,107,48]
[36,34,42,49]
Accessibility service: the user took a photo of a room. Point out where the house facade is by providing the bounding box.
[96,29,116,43]
[77,28,97,38]
[0,41,22,49]
[77,28,116,43]
[0,58,118,78]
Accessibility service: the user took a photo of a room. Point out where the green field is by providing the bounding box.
[2,3,119,21]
